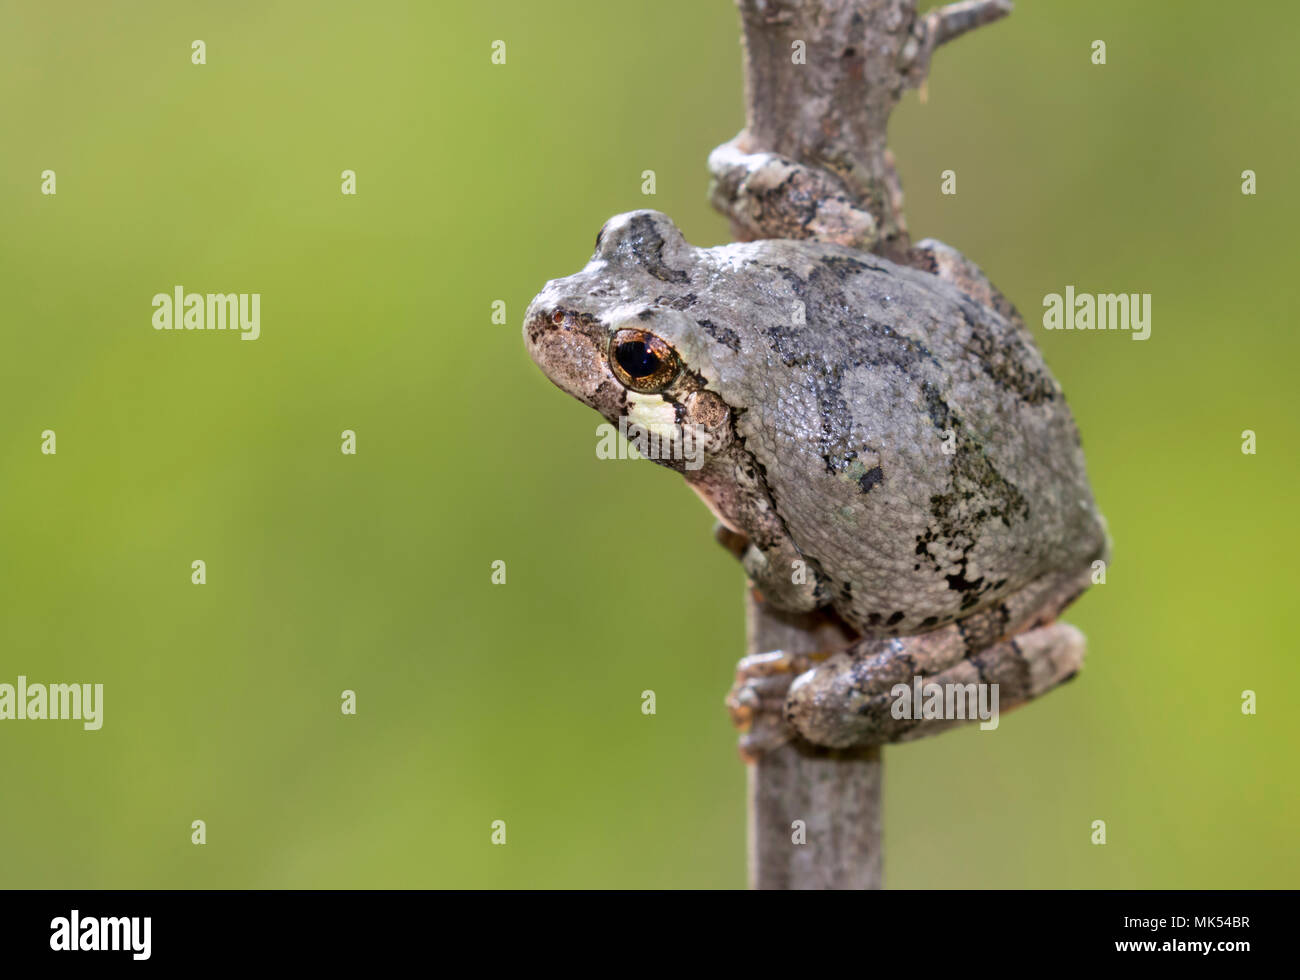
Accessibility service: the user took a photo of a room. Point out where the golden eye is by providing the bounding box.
[608,328,680,393]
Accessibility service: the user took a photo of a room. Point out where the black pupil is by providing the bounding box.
[615,340,661,378]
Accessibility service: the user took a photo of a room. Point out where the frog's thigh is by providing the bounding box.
[786,622,1085,748]
[889,622,1086,743]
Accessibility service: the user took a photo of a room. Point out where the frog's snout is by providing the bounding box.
[522,296,611,407]
[520,300,556,356]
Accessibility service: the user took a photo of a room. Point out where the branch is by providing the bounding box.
[746,594,881,890]
[901,0,1013,88]
[927,0,1012,47]
[713,0,1013,260]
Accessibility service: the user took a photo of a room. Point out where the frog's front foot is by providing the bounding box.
[726,650,830,762]
[707,136,881,251]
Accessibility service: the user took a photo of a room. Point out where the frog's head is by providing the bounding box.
[523,211,737,476]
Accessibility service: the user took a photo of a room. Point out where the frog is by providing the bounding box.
[523,209,1109,754]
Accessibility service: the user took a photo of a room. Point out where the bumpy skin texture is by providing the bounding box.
[525,211,1108,644]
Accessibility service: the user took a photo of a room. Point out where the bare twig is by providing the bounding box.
[746,594,880,889]
[901,0,1013,88]
[927,0,1012,47]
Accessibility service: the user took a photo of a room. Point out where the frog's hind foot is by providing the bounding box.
[784,621,1086,749]
[726,650,830,762]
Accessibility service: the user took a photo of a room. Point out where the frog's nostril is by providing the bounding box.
[523,305,556,348]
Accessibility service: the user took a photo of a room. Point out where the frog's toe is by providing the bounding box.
[726,650,831,758]
[737,718,792,763]
[725,663,796,729]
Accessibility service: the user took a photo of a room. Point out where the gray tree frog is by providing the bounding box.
[523,210,1109,752]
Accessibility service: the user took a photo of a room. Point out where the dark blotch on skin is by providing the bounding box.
[909,376,1031,614]
[945,570,984,594]
[858,465,884,493]
[698,318,741,352]
[958,304,1057,406]
[625,214,690,284]
[766,258,943,480]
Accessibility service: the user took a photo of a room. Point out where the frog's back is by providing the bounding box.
[694,239,1107,637]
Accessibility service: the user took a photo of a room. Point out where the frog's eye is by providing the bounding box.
[608,328,680,393]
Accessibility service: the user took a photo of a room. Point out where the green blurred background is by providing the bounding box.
[1,0,1296,888]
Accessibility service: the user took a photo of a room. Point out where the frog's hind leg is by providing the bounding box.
[727,625,970,758]
[729,573,1093,754]
[893,622,1085,743]
[779,571,1093,749]
[784,621,1085,748]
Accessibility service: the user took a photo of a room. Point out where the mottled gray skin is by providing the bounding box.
[524,210,1108,747]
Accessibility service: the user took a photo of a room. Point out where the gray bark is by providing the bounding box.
[746,594,881,889]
